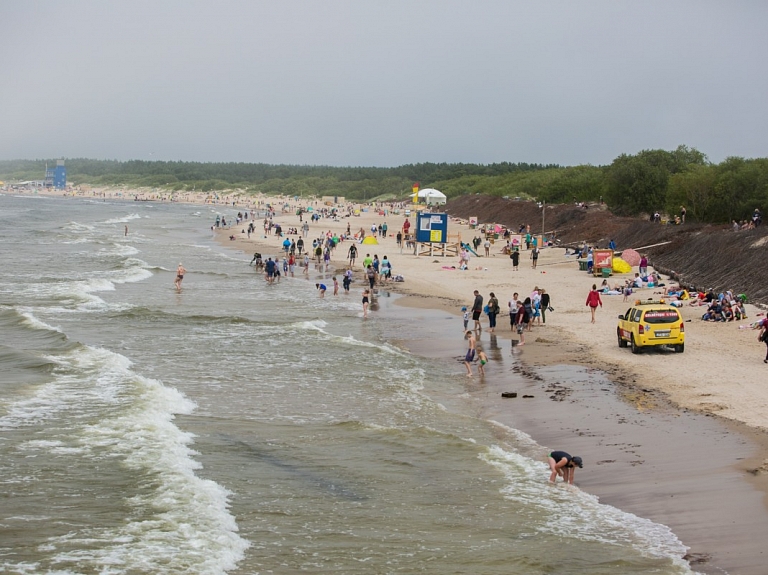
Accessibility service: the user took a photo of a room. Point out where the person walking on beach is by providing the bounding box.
[514,300,527,345]
[586,284,602,323]
[548,451,583,484]
[511,249,520,271]
[540,289,551,324]
[487,292,500,333]
[348,243,358,267]
[508,292,519,329]
[174,263,186,291]
[530,246,540,269]
[362,289,370,318]
[471,290,484,332]
[464,330,477,377]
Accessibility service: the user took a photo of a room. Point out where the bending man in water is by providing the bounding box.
[548,451,583,484]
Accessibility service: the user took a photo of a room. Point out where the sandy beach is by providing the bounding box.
[15,186,768,574]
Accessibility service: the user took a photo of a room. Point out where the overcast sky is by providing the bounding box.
[2,1,767,167]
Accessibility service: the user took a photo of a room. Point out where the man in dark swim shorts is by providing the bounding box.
[174,263,186,291]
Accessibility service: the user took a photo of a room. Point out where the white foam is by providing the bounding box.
[18,310,63,333]
[294,320,402,355]
[62,221,95,233]
[103,213,142,225]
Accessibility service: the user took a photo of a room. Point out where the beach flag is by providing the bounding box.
[412,183,419,204]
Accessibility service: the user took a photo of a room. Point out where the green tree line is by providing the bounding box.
[1,147,766,223]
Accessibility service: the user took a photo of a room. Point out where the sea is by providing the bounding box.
[0,192,697,574]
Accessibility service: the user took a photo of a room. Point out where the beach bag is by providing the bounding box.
[483,304,490,315]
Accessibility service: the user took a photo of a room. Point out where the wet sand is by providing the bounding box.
[393,294,768,575]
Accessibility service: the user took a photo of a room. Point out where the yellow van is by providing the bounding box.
[617,299,685,354]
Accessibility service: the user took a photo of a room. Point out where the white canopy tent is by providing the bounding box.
[416,188,447,205]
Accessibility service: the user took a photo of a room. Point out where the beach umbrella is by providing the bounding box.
[612,258,632,274]
[362,236,379,245]
[621,248,641,266]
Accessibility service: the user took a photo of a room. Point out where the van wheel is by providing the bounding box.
[675,344,685,353]
[618,330,627,348]
[630,336,640,354]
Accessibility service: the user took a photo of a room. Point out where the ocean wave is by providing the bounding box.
[294,320,403,355]
[102,213,142,225]
[62,221,95,233]
[0,343,250,572]
[18,310,63,334]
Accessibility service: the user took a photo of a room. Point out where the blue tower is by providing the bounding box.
[45,160,67,189]
[53,159,66,189]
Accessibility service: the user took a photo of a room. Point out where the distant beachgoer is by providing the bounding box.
[332,276,339,296]
[174,263,186,290]
[265,258,276,283]
[348,244,358,267]
[464,330,476,377]
[477,349,488,376]
[487,292,499,333]
[548,451,583,484]
[511,249,519,271]
[362,289,370,318]
[462,306,469,330]
[514,300,527,345]
[530,246,540,269]
[472,290,483,331]
[586,284,602,323]
[366,265,376,289]
[124,225,128,236]
[316,283,326,297]
[540,289,551,324]
[342,271,351,293]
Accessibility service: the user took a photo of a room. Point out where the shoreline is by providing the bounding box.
[11,186,768,573]
[395,295,768,574]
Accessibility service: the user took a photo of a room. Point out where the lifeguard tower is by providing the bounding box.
[45,160,67,189]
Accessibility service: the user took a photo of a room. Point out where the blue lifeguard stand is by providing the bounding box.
[45,160,67,189]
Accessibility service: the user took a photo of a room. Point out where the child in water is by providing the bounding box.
[477,349,488,376]
[462,306,469,330]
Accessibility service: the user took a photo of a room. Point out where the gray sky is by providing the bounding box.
[2,1,767,167]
